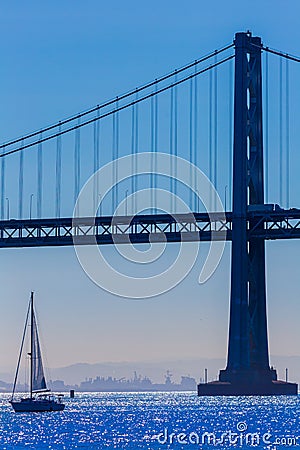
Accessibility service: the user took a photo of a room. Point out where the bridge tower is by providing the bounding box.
[198,31,297,395]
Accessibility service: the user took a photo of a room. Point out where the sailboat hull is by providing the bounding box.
[10,398,65,412]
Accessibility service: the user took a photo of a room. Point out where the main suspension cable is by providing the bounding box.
[0,43,234,152]
[261,46,300,63]
[0,54,234,158]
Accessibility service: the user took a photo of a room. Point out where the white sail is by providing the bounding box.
[31,312,47,392]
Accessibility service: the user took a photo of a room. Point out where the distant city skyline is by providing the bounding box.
[0,1,300,379]
[2,354,299,389]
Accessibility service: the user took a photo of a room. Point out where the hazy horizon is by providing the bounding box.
[2,355,300,387]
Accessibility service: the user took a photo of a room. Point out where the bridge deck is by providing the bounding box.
[0,209,300,248]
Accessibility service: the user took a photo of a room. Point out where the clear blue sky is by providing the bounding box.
[0,1,299,376]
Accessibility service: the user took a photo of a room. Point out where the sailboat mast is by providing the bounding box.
[30,291,34,399]
[10,300,30,401]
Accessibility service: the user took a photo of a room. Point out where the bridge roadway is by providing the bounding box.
[0,208,300,248]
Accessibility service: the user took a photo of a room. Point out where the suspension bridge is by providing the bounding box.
[1,31,300,395]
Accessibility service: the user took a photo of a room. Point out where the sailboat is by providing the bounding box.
[10,292,65,412]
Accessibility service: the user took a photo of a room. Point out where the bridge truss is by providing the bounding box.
[1,208,300,247]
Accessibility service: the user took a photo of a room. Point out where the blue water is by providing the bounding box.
[0,392,299,449]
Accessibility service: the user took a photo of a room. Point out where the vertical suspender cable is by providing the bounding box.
[154,82,158,213]
[93,120,97,212]
[116,98,119,212]
[151,93,154,211]
[286,58,290,208]
[74,119,81,211]
[135,92,139,213]
[229,58,233,209]
[150,84,158,212]
[214,52,218,211]
[265,51,269,203]
[170,81,174,212]
[209,69,213,210]
[93,110,100,213]
[56,124,62,218]
[37,133,42,218]
[112,111,116,212]
[112,98,119,213]
[170,71,178,213]
[19,140,24,218]
[174,72,178,212]
[1,147,5,219]
[189,77,193,210]
[131,101,135,215]
[194,64,198,212]
[279,58,283,205]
